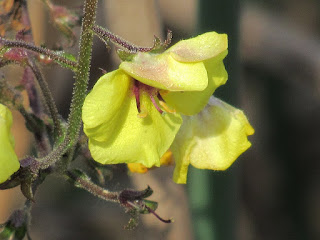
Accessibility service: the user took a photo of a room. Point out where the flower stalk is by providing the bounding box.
[0,37,78,69]
[28,0,98,172]
[66,170,119,202]
[93,25,172,53]
[27,58,63,141]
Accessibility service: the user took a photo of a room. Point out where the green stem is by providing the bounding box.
[33,0,98,169]
[66,0,98,145]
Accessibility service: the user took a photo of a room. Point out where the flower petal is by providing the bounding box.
[172,97,254,184]
[127,150,174,174]
[120,52,208,91]
[127,149,174,174]
[0,104,19,184]
[161,51,228,115]
[83,73,182,168]
[127,163,148,173]
[82,70,131,133]
[167,32,228,62]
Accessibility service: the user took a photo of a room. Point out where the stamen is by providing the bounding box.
[159,101,176,113]
[133,80,141,113]
[157,92,165,101]
[149,92,163,114]
[158,93,176,113]
[132,80,175,115]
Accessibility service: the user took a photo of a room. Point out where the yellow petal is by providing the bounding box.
[120,52,208,91]
[167,32,228,62]
[127,163,148,173]
[127,150,174,174]
[159,150,174,166]
[0,104,19,184]
[172,97,254,184]
[82,70,131,135]
[161,50,228,115]
[83,71,182,168]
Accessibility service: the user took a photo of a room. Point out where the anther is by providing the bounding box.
[133,80,141,113]
[137,106,148,118]
[157,92,175,113]
[159,101,176,113]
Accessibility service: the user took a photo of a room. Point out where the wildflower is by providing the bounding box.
[0,103,19,184]
[82,32,254,183]
[82,69,182,168]
[171,96,254,183]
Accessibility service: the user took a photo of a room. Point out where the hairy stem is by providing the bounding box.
[66,170,119,202]
[0,37,78,69]
[27,58,63,140]
[93,25,153,52]
[32,0,98,171]
[93,25,175,53]
[66,0,98,145]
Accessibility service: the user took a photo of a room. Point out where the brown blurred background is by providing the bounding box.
[1,0,320,239]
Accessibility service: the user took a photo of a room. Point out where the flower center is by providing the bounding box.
[132,80,174,117]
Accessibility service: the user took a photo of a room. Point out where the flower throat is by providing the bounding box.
[132,80,175,117]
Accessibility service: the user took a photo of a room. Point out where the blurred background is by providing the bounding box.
[1,0,320,239]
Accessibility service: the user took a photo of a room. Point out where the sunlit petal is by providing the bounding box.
[120,52,208,91]
[84,81,182,167]
[167,32,228,62]
[172,97,254,183]
[161,51,228,115]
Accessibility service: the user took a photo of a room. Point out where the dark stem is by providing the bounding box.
[0,37,78,69]
[27,58,63,140]
[19,107,51,155]
[24,199,32,229]
[93,25,154,52]
[133,80,141,112]
[66,170,119,202]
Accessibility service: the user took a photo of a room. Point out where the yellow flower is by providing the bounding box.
[82,32,254,183]
[171,96,254,183]
[0,103,19,184]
